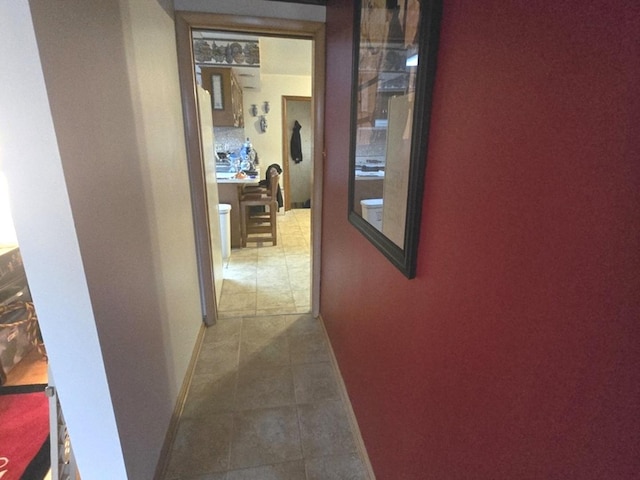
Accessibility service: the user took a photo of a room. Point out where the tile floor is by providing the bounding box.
[218,209,312,317]
[163,209,370,480]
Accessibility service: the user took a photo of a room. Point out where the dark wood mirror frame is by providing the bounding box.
[348,0,442,279]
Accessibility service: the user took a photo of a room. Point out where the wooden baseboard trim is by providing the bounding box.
[153,322,207,480]
[317,313,376,479]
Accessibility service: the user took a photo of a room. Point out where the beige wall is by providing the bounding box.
[243,74,312,199]
[25,0,202,477]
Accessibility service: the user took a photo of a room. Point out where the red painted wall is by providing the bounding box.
[321,1,640,479]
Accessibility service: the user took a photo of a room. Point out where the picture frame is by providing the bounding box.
[348,0,442,278]
[211,74,224,110]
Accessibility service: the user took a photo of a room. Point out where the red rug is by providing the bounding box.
[0,391,49,480]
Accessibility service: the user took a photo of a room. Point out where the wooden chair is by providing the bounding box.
[240,167,279,247]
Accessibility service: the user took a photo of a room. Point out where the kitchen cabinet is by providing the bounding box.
[200,66,244,127]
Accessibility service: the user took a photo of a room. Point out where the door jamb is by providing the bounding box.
[175,12,325,319]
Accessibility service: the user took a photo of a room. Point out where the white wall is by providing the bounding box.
[174,0,326,22]
[3,0,203,478]
[115,0,205,476]
[0,3,128,478]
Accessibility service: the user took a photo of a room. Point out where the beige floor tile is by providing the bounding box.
[177,472,227,480]
[256,290,295,310]
[256,305,301,316]
[256,245,284,257]
[286,269,310,283]
[305,454,368,480]
[182,372,237,417]
[225,461,306,480]
[284,253,310,266]
[291,291,311,310]
[219,292,257,313]
[165,210,370,479]
[218,309,256,319]
[222,280,257,295]
[195,337,239,377]
[257,264,290,277]
[257,273,291,290]
[241,315,290,340]
[230,247,259,260]
[223,267,257,283]
[240,335,290,367]
[235,364,295,411]
[203,316,243,345]
[297,400,357,459]
[285,314,323,336]
[289,332,330,365]
[229,406,303,470]
[165,414,233,478]
[257,254,285,266]
[292,362,340,404]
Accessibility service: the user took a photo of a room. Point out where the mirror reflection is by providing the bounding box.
[349,0,441,278]
[352,0,422,249]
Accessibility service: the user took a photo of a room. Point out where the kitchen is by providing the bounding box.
[190,29,314,311]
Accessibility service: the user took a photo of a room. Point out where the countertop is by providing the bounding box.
[215,171,261,184]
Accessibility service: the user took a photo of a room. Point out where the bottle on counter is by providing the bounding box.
[242,137,257,169]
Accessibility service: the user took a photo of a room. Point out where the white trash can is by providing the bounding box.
[360,198,383,232]
[218,204,232,259]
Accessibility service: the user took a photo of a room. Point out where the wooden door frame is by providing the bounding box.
[282,95,312,212]
[175,11,325,319]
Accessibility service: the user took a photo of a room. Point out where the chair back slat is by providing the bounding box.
[267,167,280,202]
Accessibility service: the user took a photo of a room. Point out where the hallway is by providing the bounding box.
[163,210,369,479]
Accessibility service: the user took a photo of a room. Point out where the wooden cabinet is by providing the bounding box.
[200,66,244,127]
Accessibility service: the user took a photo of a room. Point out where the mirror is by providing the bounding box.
[348,0,442,278]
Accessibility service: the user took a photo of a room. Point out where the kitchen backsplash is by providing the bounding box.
[213,127,245,153]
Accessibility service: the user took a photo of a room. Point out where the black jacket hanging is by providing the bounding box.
[290,120,303,164]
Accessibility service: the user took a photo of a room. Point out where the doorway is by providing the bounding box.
[282,96,313,211]
[175,13,325,322]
